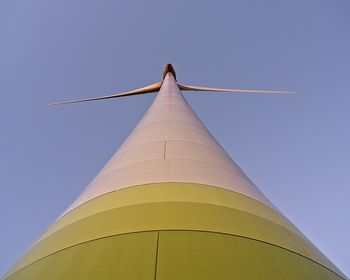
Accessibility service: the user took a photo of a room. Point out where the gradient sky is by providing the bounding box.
[0,0,349,277]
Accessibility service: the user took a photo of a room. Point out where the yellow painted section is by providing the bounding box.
[42,183,300,241]
[7,201,341,277]
[158,231,345,280]
[5,232,158,280]
[5,231,345,280]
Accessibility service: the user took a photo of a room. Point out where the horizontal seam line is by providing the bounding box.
[106,139,231,164]
[143,104,196,114]
[99,138,237,176]
[126,127,219,145]
[89,158,253,187]
[58,183,277,220]
[5,229,345,280]
[19,202,316,272]
[40,198,299,242]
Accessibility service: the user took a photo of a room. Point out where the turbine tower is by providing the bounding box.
[3,65,347,280]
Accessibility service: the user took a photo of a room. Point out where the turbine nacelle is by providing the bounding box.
[49,64,297,106]
[163,63,177,80]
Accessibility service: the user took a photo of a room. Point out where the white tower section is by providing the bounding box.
[64,72,273,214]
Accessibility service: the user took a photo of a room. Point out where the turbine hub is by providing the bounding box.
[163,63,177,80]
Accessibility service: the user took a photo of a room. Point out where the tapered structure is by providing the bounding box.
[3,69,347,280]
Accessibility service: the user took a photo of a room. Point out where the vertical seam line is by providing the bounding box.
[163,141,167,159]
[154,231,160,280]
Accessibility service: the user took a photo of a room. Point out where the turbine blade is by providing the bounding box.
[178,84,297,94]
[48,82,163,106]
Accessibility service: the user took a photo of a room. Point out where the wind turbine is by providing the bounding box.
[3,65,347,280]
[48,64,296,106]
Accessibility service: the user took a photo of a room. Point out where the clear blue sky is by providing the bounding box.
[0,0,349,277]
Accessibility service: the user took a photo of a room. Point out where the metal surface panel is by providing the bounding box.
[39,183,300,243]
[97,141,165,175]
[118,127,221,152]
[131,120,207,136]
[8,202,342,276]
[64,159,270,212]
[5,231,344,280]
[157,231,345,280]
[165,140,246,176]
[5,232,158,280]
